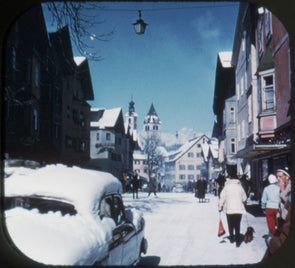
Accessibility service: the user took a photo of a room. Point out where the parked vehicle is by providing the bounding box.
[172,184,185,193]
[4,162,147,266]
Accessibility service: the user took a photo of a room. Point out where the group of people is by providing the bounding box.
[195,176,208,202]
[217,167,291,253]
[129,171,159,199]
[261,167,291,258]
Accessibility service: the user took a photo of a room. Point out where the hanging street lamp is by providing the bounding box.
[133,10,148,35]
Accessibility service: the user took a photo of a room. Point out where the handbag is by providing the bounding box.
[218,213,226,237]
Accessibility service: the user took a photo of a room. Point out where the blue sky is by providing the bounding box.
[43,1,239,137]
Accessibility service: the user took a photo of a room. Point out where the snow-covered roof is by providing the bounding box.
[166,135,209,162]
[218,51,232,68]
[201,142,210,162]
[156,146,168,157]
[91,107,122,129]
[5,164,122,213]
[201,139,219,162]
[133,152,147,161]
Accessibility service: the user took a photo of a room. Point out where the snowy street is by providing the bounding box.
[123,192,268,266]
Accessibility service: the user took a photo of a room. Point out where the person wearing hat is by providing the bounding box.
[261,174,280,235]
[264,167,291,258]
[218,170,247,247]
[148,173,157,197]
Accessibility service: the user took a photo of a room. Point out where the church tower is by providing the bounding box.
[143,103,162,136]
[125,99,138,135]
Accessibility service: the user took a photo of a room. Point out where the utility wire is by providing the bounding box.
[99,3,239,12]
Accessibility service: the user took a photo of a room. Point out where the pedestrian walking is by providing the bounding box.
[218,171,247,247]
[195,177,207,202]
[216,172,226,198]
[240,174,251,198]
[158,182,162,192]
[132,170,140,199]
[261,174,280,235]
[264,167,291,258]
[148,173,157,197]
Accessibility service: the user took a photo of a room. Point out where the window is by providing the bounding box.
[261,74,275,111]
[66,137,73,147]
[145,126,149,131]
[33,109,38,130]
[34,64,39,87]
[229,107,235,123]
[246,32,251,66]
[55,124,60,139]
[196,165,201,170]
[188,175,194,180]
[81,142,86,152]
[188,152,194,158]
[196,152,201,157]
[96,133,100,141]
[179,165,185,170]
[179,175,185,180]
[112,196,125,225]
[230,138,236,154]
[99,196,113,218]
[153,125,158,130]
[241,120,245,138]
[240,76,244,96]
[12,47,16,69]
[248,95,252,123]
[80,112,85,127]
[188,165,194,170]
[5,197,77,216]
[106,132,111,140]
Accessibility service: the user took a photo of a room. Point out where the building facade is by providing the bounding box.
[165,135,210,187]
[49,27,94,166]
[89,107,133,181]
[213,3,291,199]
[4,5,94,166]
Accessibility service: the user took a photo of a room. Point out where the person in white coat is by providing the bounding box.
[218,173,247,247]
[261,174,280,235]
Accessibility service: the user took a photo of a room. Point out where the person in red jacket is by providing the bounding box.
[264,167,291,258]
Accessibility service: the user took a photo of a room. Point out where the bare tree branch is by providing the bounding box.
[45,1,114,61]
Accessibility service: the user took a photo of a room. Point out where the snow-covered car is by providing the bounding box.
[172,184,185,193]
[4,163,147,266]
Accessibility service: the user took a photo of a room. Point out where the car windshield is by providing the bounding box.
[5,195,77,216]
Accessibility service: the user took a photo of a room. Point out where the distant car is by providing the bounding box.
[4,162,147,266]
[172,184,185,193]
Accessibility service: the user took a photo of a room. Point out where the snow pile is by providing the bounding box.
[5,164,122,214]
[4,164,123,265]
[6,207,112,265]
[123,192,268,266]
